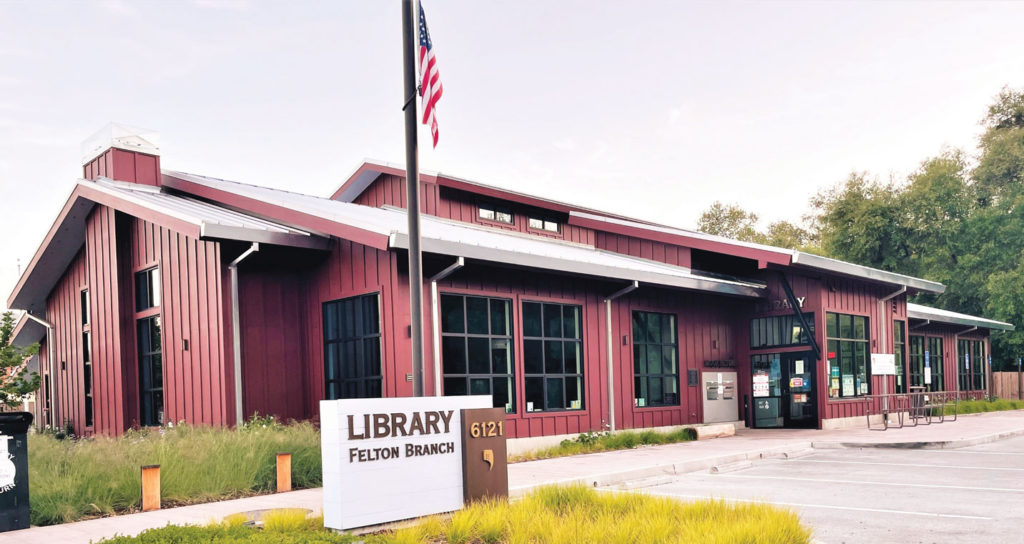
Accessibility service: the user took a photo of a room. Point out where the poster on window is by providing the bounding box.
[753,374,770,397]
[842,375,855,396]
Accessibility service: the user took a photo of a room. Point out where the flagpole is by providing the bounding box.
[402,0,425,397]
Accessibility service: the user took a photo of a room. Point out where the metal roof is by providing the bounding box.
[8,178,330,314]
[169,172,768,298]
[907,303,1014,331]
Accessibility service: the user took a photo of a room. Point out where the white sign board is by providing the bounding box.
[871,353,896,375]
[752,374,770,397]
[320,395,492,530]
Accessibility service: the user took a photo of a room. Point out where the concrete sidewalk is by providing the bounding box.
[5,409,1023,544]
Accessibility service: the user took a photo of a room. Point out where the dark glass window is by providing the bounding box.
[81,289,90,325]
[82,288,94,427]
[632,311,679,407]
[523,302,583,412]
[909,335,924,388]
[135,268,160,311]
[137,316,163,426]
[478,203,513,224]
[959,339,986,391]
[750,314,815,348]
[928,337,944,392]
[894,321,906,394]
[826,312,869,399]
[440,294,515,413]
[527,217,560,233]
[323,293,382,400]
[973,341,986,391]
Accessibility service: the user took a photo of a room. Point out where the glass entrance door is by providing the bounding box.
[752,351,816,428]
[782,352,816,428]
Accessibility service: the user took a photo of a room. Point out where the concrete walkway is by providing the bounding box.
[5,410,1023,544]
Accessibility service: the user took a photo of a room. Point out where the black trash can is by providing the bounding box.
[0,412,33,532]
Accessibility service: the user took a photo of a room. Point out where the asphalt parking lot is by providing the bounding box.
[626,435,1024,544]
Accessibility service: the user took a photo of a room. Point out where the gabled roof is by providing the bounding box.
[907,303,1014,331]
[332,161,945,294]
[166,171,768,298]
[8,178,329,314]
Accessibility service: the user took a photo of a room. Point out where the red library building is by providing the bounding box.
[9,126,1013,442]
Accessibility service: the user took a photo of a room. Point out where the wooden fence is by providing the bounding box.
[993,372,1024,400]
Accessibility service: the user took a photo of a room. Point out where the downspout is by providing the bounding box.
[25,312,55,426]
[429,257,464,396]
[229,243,259,426]
[604,281,638,432]
[878,286,907,417]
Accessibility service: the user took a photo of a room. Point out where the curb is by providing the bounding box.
[810,426,1024,450]
[509,441,813,496]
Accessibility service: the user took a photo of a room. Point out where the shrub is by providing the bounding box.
[512,426,697,462]
[944,398,1024,415]
[97,485,811,544]
[28,418,321,526]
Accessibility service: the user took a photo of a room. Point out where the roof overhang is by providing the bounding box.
[8,179,329,314]
[791,252,945,294]
[389,230,766,299]
[907,303,1014,331]
[11,313,46,348]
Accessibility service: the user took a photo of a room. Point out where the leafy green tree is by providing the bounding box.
[761,220,817,252]
[696,201,761,242]
[0,311,41,409]
[808,172,910,272]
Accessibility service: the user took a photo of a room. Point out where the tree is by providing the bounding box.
[808,172,910,272]
[696,201,762,242]
[762,220,816,252]
[0,311,41,410]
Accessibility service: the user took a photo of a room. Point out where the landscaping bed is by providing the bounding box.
[944,398,1024,415]
[97,485,812,543]
[29,417,321,526]
[509,428,697,463]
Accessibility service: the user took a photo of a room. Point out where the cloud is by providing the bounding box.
[552,137,577,151]
[191,0,252,10]
[99,0,139,16]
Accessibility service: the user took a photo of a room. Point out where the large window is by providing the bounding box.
[894,321,906,394]
[440,294,515,413]
[958,339,986,391]
[323,293,382,400]
[82,289,94,428]
[750,314,814,349]
[137,316,163,426]
[928,337,944,392]
[826,313,869,399]
[909,335,924,388]
[135,268,163,426]
[522,302,583,412]
[632,311,679,407]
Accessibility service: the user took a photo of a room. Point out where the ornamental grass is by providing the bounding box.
[943,398,1024,415]
[508,427,698,463]
[98,484,812,544]
[28,417,321,526]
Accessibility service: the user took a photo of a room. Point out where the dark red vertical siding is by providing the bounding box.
[85,207,127,434]
[129,218,229,427]
[238,266,308,421]
[44,249,86,433]
[595,232,692,268]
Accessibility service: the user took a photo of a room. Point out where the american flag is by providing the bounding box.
[419,3,443,147]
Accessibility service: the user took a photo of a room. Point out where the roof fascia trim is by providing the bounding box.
[163,172,391,251]
[792,252,945,294]
[907,306,1014,331]
[390,233,766,299]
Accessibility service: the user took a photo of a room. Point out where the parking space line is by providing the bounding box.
[909,450,1024,456]
[614,489,993,520]
[799,459,1024,471]
[714,474,1022,493]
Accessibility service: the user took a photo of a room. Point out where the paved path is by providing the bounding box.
[4,410,1023,543]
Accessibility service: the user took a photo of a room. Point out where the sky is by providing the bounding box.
[2,0,1024,312]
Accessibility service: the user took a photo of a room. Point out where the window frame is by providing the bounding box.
[826,312,871,399]
[631,310,681,408]
[477,202,514,225]
[439,293,516,413]
[927,336,944,392]
[894,320,906,395]
[134,267,163,427]
[527,216,560,233]
[521,301,584,413]
[81,288,94,429]
[750,313,815,349]
[322,292,384,400]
